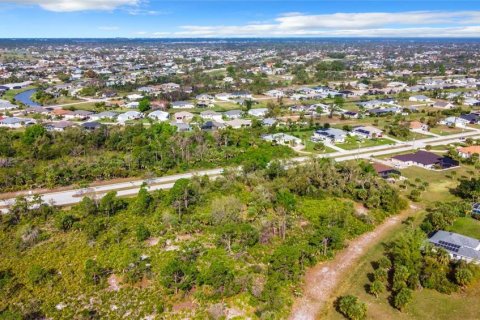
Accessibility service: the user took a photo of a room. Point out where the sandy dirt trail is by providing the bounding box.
[289,213,408,320]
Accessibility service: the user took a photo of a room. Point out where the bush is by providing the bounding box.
[336,295,367,320]
[455,268,473,286]
[368,280,384,298]
[373,268,388,283]
[393,287,413,311]
[136,224,151,242]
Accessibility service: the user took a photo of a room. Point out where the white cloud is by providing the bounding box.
[98,26,119,31]
[174,11,480,37]
[5,0,140,12]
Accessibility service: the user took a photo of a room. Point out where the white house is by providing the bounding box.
[90,111,118,121]
[225,119,252,129]
[127,94,144,101]
[409,95,431,103]
[118,111,143,123]
[263,133,302,146]
[126,101,139,109]
[215,93,231,101]
[171,101,195,109]
[148,110,169,122]
[0,117,35,128]
[312,128,348,144]
[439,116,469,128]
[248,108,268,118]
[224,109,243,119]
[0,99,18,111]
[200,110,223,122]
[265,89,285,98]
[352,126,383,139]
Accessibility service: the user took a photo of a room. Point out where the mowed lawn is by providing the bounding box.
[336,136,393,150]
[447,217,480,239]
[289,129,337,154]
[430,125,468,136]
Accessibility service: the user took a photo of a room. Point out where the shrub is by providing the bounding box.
[393,287,413,311]
[336,295,367,320]
[368,280,384,298]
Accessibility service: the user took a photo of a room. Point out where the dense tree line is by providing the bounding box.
[0,123,293,192]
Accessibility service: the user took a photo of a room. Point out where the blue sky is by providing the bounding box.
[1,1,480,37]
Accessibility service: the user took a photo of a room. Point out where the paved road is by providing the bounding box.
[1,129,479,212]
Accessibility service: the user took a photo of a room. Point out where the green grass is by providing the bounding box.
[430,126,467,136]
[336,137,393,150]
[447,217,480,239]
[2,86,36,101]
[288,129,335,154]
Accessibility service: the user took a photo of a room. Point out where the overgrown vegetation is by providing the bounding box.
[0,159,406,319]
[0,123,294,192]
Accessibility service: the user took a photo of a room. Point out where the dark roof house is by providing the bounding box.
[392,150,458,169]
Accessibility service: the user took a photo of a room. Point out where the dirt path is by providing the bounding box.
[289,212,409,320]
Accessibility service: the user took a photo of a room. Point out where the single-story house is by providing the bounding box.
[312,128,348,144]
[171,122,191,132]
[196,94,214,103]
[428,230,480,264]
[263,133,302,146]
[117,111,143,123]
[457,145,480,159]
[200,110,223,122]
[433,101,455,109]
[0,99,18,111]
[127,94,144,101]
[173,111,194,123]
[90,111,118,121]
[372,163,401,179]
[357,98,396,109]
[343,111,360,119]
[409,121,429,132]
[368,107,400,116]
[148,110,169,122]
[248,108,268,118]
[262,118,277,126]
[409,95,431,103]
[352,126,383,139]
[201,121,225,131]
[439,116,470,128]
[225,119,252,129]
[215,93,231,101]
[0,117,35,128]
[391,150,458,169]
[23,107,51,116]
[71,110,93,120]
[459,113,480,125]
[224,109,243,120]
[126,101,140,109]
[464,98,480,107]
[230,91,252,100]
[171,101,195,109]
[44,121,75,132]
[265,89,285,98]
[81,121,103,130]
